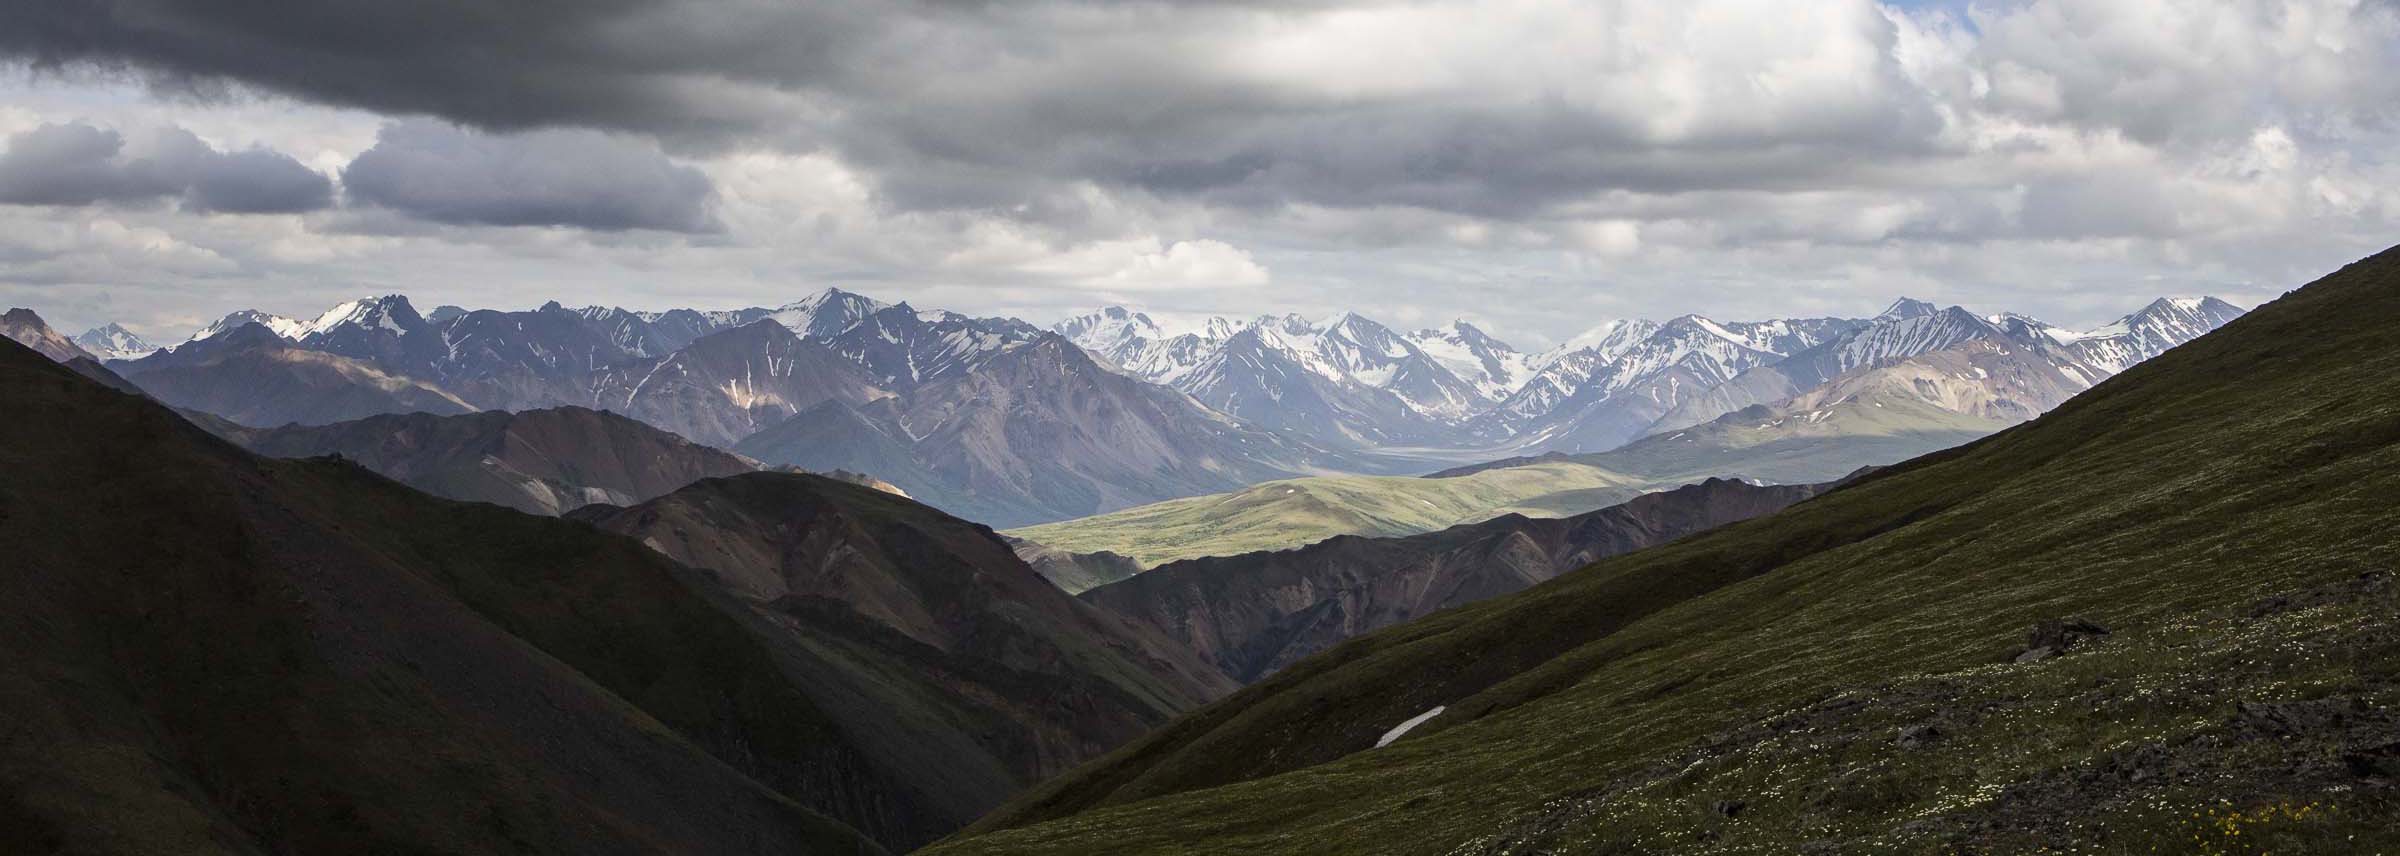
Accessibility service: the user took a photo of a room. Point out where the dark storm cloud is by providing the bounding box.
[341,120,718,232]
[0,121,331,212]
[0,0,1954,225]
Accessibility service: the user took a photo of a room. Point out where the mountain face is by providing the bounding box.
[1499,314,1845,453]
[1407,321,1533,402]
[1082,477,1824,682]
[2047,295,2249,378]
[221,406,758,515]
[739,335,1354,528]
[1647,299,2245,437]
[827,304,1049,388]
[2,308,97,363]
[1067,309,1500,447]
[0,334,889,855]
[113,324,476,427]
[939,247,2400,854]
[575,473,1237,840]
[1054,306,1163,368]
[189,308,309,342]
[2,308,145,393]
[73,323,160,360]
[585,320,890,449]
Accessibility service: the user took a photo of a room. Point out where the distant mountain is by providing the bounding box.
[827,304,1049,387]
[1499,314,1866,453]
[1065,309,1497,446]
[586,320,889,449]
[1083,478,1824,682]
[221,406,758,515]
[1406,321,1533,402]
[112,324,475,426]
[575,473,1236,842]
[740,334,1357,528]
[1,307,97,363]
[2,308,144,393]
[1054,306,1164,368]
[1647,298,2244,436]
[2046,296,2249,379]
[187,308,309,342]
[72,323,160,360]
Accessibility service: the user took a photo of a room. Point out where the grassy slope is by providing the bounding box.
[1010,395,1994,567]
[1006,462,1651,567]
[935,246,2400,853]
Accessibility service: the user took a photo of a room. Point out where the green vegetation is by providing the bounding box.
[1009,394,1996,567]
[1007,461,1650,567]
[933,245,2400,854]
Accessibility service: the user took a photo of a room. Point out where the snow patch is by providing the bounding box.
[1377,706,1445,748]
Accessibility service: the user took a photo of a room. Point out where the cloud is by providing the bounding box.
[0,121,331,212]
[340,120,718,232]
[2,0,2398,342]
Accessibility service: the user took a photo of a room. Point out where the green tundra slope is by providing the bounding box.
[1006,406,1984,570]
[1005,461,1653,568]
[935,246,2400,854]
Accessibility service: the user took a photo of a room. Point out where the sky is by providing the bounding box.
[2,0,2396,349]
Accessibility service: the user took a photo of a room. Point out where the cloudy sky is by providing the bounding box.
[2,0,2395,347]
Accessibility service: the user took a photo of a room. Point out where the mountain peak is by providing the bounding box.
[1877,297,1940,320]
[74,323,160,360]
[301,294,423,338]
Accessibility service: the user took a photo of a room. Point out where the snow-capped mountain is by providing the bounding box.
[2046,297,2248,379]
[1497,314,1862,452]
[1646,297,2247,439]
[1407,321,1533,402]
[1058,307,1522,443]
[188,309,309,342]
[1055,306,1165,368]
[73,323,161,361]
[830,304,1049,387]
[762,288,891,339]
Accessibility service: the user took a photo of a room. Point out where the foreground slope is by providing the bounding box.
[0,336,881,854]
[941,247,2400,853]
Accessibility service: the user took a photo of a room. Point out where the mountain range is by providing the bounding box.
[1058,295,2241,455]
[48,285,2236,537]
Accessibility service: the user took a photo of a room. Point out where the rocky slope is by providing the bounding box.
[112,324,475,426]
[936,245,2400,855]
[1083,478,1824,682]
[222,406,759,515]
[584,319,889,449]
[575,473,1237,838]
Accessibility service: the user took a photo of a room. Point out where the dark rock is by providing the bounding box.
[2342,742,2400,780]
[1714,800,1747,818]
[1896,724,1943,749]
[2231,697,2363,738]
[2014,618,2109,662]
